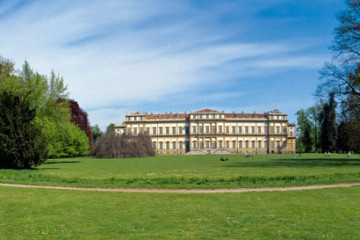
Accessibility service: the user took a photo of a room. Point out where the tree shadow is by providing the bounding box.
[223,158,360,168]
[43,161,81,165]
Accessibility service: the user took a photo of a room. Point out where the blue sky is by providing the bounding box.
[0,0,346,130]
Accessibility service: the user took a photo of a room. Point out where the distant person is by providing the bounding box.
[324,152,328,157]
[347,151,352,158]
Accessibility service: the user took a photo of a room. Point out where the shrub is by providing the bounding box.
[92,134,155,158]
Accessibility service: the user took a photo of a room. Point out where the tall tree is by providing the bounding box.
[106,123,115,134]
[91,124,103,143]
[303,122,312,153]
[320,93,338,152]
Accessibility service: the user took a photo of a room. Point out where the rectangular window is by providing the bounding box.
[127,129,131,134]
[258,126,261,133]
[206,141,210,148]
[159,127,163,134]
[200,127,203,134]
[264,127,268,133]
[226,141,230,148]
[172,142,176,149]
[213,114,216,119]
[239,126,242,133]
[251,141,255,148]
[258,141,261,148]
[226,126,229,133]
[146,127,150,134]
[245,126,249,133]
[193,126,196,133]
[172,127,176,134]
[166,127,170,134]
[152,127,156,134]
[251,126,255,134]
[179,143,183,149]
[232,126,236,134]
[232,141,236,148]
[166,142,170,149]
[206,126,209,133]
[245,141,249,148]
[219,141,223,148]
[200,142,203,149]
[283,127,287,133]
[193,142,196,148]
[200,115,202,119]
[140,128,143,134]
[134,128,137,135]
[239,141,243,148]
[276,126,280,133]
[160,142,163,149]
[206,114,209,119]
[219,126,223,133]
[212,126,216,133]
[179,127,183,134]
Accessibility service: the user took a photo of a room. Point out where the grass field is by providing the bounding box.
[1,185,360,239]
[0,153,360,189]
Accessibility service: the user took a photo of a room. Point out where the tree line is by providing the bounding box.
[297,0,360,153]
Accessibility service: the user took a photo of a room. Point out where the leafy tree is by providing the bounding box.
[303,122,312,153]
[91,124,103,143]
[0,92,48,168]
[106,123,115,134]
[320,93,338,152]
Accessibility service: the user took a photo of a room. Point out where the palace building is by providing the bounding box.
[115,109,296,155]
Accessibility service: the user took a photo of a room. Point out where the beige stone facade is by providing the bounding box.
[115,109,296,155]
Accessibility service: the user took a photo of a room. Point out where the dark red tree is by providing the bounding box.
[57,99,93,151]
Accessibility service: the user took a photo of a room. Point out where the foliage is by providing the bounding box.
[91,124,103,143]
[92,133,155,158]
[57,99,92,151]
[106,123,115,134]
[0,92,48,169]
[320,93,338,152]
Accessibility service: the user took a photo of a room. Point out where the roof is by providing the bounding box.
[145,113,189,120]
[225,113,265,119]
[193,108,219,113]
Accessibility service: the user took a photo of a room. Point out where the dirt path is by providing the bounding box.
[1,182,360,193]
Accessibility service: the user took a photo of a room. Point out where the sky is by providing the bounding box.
[0,0,346,130]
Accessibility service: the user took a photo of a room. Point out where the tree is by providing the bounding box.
[0,92,48,168]
[91,124,103,143]
[303,122,312,153]
[106,123,115,134]
[320,93,338,152]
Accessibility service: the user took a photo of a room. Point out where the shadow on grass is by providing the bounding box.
[223,158,360,168]
[44,161,81,165]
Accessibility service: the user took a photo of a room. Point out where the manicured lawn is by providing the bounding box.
[1,185,359,239]
[1,154,360,188]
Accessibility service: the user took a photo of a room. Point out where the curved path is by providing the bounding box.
[1,182,360,193]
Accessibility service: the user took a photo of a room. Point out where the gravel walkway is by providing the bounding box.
[1,182,360,193]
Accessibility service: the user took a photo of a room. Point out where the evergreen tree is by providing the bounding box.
[320,93,337,152]
[0,92,48,168]
[303,122,312,153]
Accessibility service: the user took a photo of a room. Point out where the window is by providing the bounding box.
[264,127,268,133]
[277,141,280,148]
[232,126,236,134]
[219,141,223,148]
[160,142,163,149]
[251,141,255,148]
[200,115,203,119]
[166,142,170,149]
[193,142,197,148]
[239,141,243,148]
[226,141,230,148]
[271,127,274,134]
[226,126,229,133]
[213,114,216,119]
[200,142,204,149]
[179,142,183,149]
[159,127,163,134]
[152,127,156,134]
[206,126,210,133]
[232,141,236,148]
[219,126,223,133]
[186,127,189,134]
[146,127,150,134]
[134,116,137,121]
[172,142,176,149]
[251,126,255,134]
[193,126,197,133]
[127,129,131,134]
[283,127,287,133]
[200,127,203,134]
[258,126,261,133]
[276,126,280,133]
[179,127,183,134]
[245,141,249,148]
[245,126,249,133]
[212,126,216,133]
[206,114,209,119]
[258,141,261,148]
[283,141,287,148]
[206,141,210,148]
[134,128,137,135]
[213,142,216,148]
[271,142,274,148]
[140,128,143,134]
[152,142,156,149]
[172,127,176,134]
[166,127,170,134]
[239,126,242,133]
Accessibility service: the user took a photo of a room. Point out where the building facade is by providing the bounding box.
[115,109,296,155]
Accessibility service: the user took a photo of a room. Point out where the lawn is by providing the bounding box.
[1,185,360,239]
[1,153,360,189]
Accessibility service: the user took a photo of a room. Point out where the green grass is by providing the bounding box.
[1,153,360,188]
[1,185,360,239]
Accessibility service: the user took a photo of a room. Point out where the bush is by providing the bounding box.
[92,134,155,158]
[0,92,48,168]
